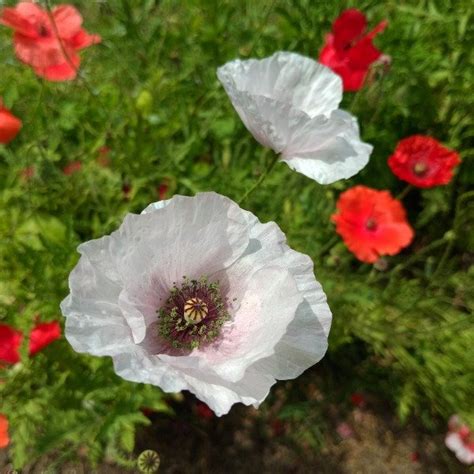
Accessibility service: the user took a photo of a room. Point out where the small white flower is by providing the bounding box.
[61,192,332,416]
[217,51,373,184]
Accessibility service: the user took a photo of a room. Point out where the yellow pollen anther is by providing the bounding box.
[184,298,208,324]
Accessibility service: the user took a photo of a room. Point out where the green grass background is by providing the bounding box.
[0,0,473,468]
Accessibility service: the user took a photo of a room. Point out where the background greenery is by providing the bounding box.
[0,0,473,469]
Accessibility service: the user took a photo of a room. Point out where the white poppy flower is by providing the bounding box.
[61,192,332,416]
[217,51,373,184]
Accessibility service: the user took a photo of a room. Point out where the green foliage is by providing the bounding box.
[0,0,473,469]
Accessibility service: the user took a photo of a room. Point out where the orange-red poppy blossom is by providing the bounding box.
[332,186,414,263]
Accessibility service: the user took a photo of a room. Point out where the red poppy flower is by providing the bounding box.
[0,324,22,364]
[20,165,35,181]
[0,2,101,81]
[350,392,366,408]
[29,321,61,356]
[319,9,388,91]
[388,135,460,188]
[0,103,22,144]
[0,321,61,364]
[0,414,9,449]
[97,146,111,167]
[63,160,82,175]
[332,186,414,263]
[157,181,169,201]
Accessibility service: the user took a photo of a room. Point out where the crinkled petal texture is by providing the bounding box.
[217,51,372,184]
[61,192,332,416]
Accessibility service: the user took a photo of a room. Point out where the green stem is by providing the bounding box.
[432,239,454,279]
[396,185,413,200]
[238,151,280,204]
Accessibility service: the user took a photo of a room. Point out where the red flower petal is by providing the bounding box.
[0,106,22,144]
[332,9,367,51]
[63,160,82,175]
[0,2,46,38]
[388,135,460,188]
[0,324,22,364]
[332,186,414,263]
[350,392,366,408]
[319,9,388,92]
[0,414,9,449]
[29,321,61,356]
[52,5,83,39]
[1,2,99,82]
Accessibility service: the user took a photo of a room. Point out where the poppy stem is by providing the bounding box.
[238,151,280,204]
[396,185,413,200]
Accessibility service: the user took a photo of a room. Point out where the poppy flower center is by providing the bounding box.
[157,277,230,350]
[413,162,428,176]
[38,23,50,38]
[365,217,377,231]
[184,298,208,324]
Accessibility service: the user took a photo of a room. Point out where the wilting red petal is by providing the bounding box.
[0,106,22,144]
[332,9,367,51]
[388,135,460,188]
[332,186,414,263]
[0,414,9,448]
[29,321,61,356]
[0,324,22,364]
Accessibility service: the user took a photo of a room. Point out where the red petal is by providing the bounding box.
[0,107,22,144]
[347,36,382,69]
[52,5,83,39]
[0,414,9,448]
[0,3,46,38]
[0,324,22,364]
[332,9,367,50]
[29,321,61,356]
[35,53,80,81]
[70,30,101,50]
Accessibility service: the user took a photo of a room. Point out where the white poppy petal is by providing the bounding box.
[280,109,373,184]
[218,51,372,183]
